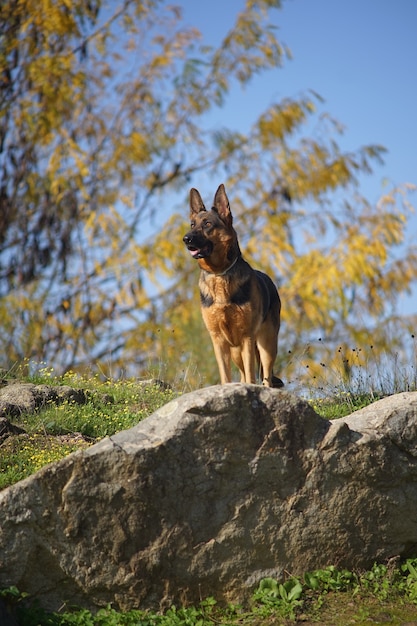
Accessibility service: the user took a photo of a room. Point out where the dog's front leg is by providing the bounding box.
[241,337,257,384]
[212,339,232,383]
[231,347,246,382]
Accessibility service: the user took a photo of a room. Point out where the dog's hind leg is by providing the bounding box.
[256,322,283,387]
[257,345,275,387]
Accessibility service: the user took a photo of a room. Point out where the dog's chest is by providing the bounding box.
[199,274,252,308]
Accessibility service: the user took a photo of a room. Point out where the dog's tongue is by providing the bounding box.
[189,248,200,258]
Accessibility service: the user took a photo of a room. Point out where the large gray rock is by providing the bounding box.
[0,385,417,612]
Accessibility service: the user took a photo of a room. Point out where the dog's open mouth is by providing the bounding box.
[187,243,213,259]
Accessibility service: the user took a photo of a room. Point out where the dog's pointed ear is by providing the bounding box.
[213,184,232,225]
[190,188,206,217]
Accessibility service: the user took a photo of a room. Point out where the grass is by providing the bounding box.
[0,368,176,490]
[308,391,384,419]
[4,561,417,624]
[286,333,417,401]
[0,433,89,488]
[281,333,417,419]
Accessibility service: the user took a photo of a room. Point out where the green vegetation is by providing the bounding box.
[299,333,417,417]
[0,367,175,490]
[308,392,378,419]
[303,331,415,387]
[3,561,417,625]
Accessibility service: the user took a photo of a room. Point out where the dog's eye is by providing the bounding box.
[190,221,195,228]
[203,221,211,229]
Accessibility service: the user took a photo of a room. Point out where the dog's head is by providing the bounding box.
[183,184,239,270]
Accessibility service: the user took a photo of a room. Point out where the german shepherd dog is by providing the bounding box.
[183,184,283,387]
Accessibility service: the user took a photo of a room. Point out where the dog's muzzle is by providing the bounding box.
[183,233,213,259]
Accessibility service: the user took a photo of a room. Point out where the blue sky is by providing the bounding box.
[179,0,417,316]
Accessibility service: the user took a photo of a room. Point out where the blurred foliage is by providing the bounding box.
[0,0,416,387]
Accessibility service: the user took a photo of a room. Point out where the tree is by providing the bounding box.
[0,0,415,388]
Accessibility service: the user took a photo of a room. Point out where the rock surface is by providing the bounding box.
[1,385,417,612]
[0,382,91,419]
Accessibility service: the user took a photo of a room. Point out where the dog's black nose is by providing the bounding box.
[183,234,192,245]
